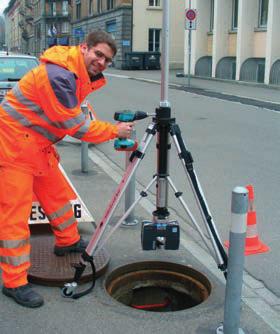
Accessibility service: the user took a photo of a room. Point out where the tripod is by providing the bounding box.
[61,0,228,299]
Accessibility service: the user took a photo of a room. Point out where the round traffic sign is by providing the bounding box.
[185,9,196,21]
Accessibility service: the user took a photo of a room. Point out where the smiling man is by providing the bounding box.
[80,35,114,79]
[0,31,134,308]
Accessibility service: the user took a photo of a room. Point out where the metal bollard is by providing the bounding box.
[122,128,139,226]
[81,103,89,173]
[217,186,248,334]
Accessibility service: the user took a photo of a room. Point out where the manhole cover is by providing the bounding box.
[28,228,110,287]
[105,261,211,312]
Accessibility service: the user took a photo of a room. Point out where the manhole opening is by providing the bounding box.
[105,261,211,312]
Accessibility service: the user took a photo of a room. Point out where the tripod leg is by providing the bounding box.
[170,123,227,273]
[166,176,214,257]
[86,122,157,257]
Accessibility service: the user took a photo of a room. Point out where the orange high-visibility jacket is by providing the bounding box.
[0,45,118,174]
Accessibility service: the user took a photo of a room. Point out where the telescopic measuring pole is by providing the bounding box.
[160,0,170,108]
[152,0,172,221]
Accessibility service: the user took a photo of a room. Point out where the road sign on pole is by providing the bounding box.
[184,8,197,87]
[185,8,196,21]
[185,8,197,30]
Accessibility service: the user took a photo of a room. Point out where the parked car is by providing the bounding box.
[0,54,39,102]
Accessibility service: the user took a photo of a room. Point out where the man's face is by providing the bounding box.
[80,42,114,78]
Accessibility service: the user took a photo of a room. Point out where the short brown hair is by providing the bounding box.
[85,31,117,56]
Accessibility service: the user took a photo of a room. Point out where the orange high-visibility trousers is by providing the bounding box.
[0,164,80,288]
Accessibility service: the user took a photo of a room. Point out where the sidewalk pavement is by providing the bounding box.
[106,68,280,107]
[0,140,276,334]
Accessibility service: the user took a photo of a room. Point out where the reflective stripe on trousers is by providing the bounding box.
[0,239,30,265]
[46,202,77,232]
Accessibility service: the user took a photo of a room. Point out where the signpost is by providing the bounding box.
[185,3,197,87]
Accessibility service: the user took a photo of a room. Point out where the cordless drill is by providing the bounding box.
[114,110,150,151]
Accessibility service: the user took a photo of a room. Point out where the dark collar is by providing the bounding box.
[90,72,104,82]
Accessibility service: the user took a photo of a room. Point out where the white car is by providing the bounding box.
[0,54,39,102]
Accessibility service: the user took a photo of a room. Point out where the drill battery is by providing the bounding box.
[114,138,138,151]
[114,110,148,151]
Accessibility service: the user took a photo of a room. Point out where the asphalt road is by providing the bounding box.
[87,70,280,298]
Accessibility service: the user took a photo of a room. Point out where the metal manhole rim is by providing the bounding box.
[106,269,210,298]
[104,260,212,313]
[105,260,211,286]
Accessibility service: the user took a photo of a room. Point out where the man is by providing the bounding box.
[0,31,134,308]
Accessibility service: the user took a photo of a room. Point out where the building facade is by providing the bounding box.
[3,0,35,54]
[0,16,5,50]
[4,0,22,53]
[70,0,185,69]
[187,0,280,85]
[33,0,72,57]
[71,0,132,69]
[3,0,185,70]
[20,0,35,54]
[133,0,184,69]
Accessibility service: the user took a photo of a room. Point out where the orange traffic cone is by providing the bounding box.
[243,184,269,255]
[224,184,269,256]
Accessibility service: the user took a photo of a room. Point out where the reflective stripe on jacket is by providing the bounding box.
[0,45,118,174]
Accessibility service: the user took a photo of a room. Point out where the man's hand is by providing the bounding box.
[116,122,135,138]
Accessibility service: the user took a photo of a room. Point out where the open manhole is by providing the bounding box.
[105,261,211,312]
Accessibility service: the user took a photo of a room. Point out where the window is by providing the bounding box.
[149,0,160,6]
[106,20,116,39]
[89,0,93,15]
[34,3,39,17]
[209,0,214,32]
[62,1,68,16]
[35,24,41,39]
[97,0,102,13]
[76,0,81,19]
[106,20,116,33]
[51,2,56,16]
[232,0,238,30]
[61,22,70,33]
[107,0,114,10]
[259,0,269,27]
[148,29,160,52]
